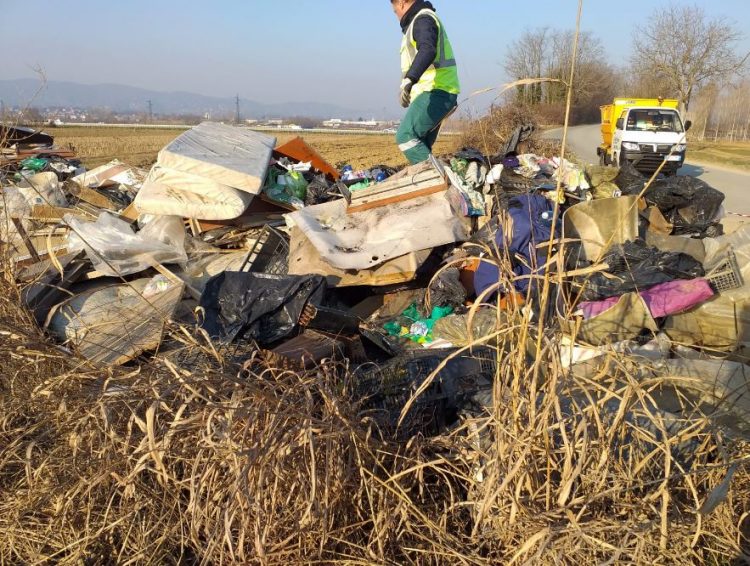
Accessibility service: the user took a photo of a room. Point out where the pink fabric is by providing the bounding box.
[580,279,715,320]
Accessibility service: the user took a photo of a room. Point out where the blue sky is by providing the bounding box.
[2,0,749,116]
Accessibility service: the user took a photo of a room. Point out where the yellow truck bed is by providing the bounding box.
[600,98,679,148]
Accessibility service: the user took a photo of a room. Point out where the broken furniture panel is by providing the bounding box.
[287,192,470,271]
[274,136,340,180]
[288,226,430,287]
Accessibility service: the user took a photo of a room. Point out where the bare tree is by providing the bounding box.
[504,27,616,123]
[631,4,749,112]
[505,28,550,104]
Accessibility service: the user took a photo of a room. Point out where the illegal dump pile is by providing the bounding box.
[1,121,750,564]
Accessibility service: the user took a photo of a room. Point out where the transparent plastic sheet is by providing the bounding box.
[431,309,499,346]
[66,212,187,277]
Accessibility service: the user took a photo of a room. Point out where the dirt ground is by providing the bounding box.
[51,126,459,170]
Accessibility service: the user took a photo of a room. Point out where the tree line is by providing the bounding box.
[504,3,749,141]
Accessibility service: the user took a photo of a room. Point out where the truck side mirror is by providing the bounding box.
[685,120,692,132]
[616,118,624,130]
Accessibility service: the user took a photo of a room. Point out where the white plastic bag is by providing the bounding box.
[17,172,68,207]
[66,212,187,276]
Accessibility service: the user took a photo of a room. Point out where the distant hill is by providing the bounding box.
[0,78,365,119]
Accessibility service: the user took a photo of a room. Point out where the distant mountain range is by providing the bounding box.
[0,79,367,119]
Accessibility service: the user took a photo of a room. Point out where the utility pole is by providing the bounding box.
[235,94,241,124]
[0,99,5,123]
[147,99,153,123]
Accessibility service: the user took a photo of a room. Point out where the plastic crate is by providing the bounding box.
[239,226,289,275]
[707,249,743,293]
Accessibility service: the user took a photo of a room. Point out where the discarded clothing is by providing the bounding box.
[580,279,714,320]
[474,194,559,297]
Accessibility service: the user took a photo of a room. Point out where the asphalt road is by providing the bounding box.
[546,124,750,215]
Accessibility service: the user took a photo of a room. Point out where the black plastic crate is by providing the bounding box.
[239,226,289,276]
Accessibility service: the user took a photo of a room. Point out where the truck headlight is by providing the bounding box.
[673,144,686,152]
[622,142,640,151]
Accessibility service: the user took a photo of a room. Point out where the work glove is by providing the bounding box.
[400,78,414,108]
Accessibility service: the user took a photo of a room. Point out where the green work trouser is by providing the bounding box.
[396,89,458,164]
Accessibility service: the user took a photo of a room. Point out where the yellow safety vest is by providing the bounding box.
[400,9,460,101]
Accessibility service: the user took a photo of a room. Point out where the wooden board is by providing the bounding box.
[29,205,95,223]
[71,186,121,211]
[347,162,447,213]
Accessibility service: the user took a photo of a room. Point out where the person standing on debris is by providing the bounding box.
[392,0,460,164]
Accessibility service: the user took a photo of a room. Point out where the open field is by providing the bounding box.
[50,126,460,170]
[688,139,750,172]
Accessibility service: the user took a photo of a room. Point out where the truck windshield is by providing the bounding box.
[626,110,683,133]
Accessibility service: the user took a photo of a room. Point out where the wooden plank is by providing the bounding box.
[118,202,140,223]
[347,180,447,213]
[71,186,121,211]
[349,169,443,200]
[11,218,41,263]
[29,205,95,223]
[349,176,445,204]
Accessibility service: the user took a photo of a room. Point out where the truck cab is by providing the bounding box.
[598,98,692,176]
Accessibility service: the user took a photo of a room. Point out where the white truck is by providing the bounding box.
[598,98,692,176]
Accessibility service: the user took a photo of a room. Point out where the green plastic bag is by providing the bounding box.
[20,157,48,172]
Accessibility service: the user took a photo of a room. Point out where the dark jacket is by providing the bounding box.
[400,1,439,84]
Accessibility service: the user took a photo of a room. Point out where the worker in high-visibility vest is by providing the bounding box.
[391,0,460,164]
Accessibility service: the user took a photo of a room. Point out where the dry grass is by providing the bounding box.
[51,127,460,171]
[458,103,561,159]
[688,140,750,172]
[1,270,749,564]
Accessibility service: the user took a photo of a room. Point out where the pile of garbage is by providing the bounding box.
[1,121,748,437]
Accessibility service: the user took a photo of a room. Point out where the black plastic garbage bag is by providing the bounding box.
[580,239,704,302]
[615,161,646,195]
[200,272,326,345]
[428,268,467,309]
[643,176,724,237]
